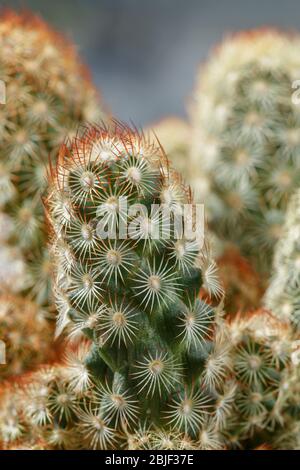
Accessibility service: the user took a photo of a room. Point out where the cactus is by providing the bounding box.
[43,120,238,449]
[44,121,298,449]
[223,310,299,449]
[0,11,105,309]
[0,342,198,450]
[1,311,297,450]
[264,189,300,331]
[190,29,300,274]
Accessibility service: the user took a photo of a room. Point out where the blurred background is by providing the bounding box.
[4,0,300,125]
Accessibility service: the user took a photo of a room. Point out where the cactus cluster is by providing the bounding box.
[190,29,300,274]
[0,341,209,450]
[0,122,298,450]
[0,10,300,452]
[1,309,297,449]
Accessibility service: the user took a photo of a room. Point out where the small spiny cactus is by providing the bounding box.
[45,120,234,449]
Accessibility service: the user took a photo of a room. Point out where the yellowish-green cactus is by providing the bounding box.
[45,120,233,449]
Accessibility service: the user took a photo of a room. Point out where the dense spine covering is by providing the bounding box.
[1,311,297,449]
[45,121,234,449]
[0,343,90,450]
[190,30,300,274]
[264,189,300,330]
[0,342,201,450]
[148,119,263,313]
[0,11,105,309]
[223,311,298,449]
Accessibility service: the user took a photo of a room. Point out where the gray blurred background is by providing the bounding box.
[3,0,300,125]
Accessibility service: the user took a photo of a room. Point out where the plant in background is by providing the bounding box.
[0,11,106,380]
[264,189,300,331]
[147,118,262,314]
[190,29,300,275]
[0,11,105,310]
[223,310,299,449]
[44,120,237,449]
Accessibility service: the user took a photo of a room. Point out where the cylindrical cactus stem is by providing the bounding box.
[190,29,300,275]
[46,120,228,449]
